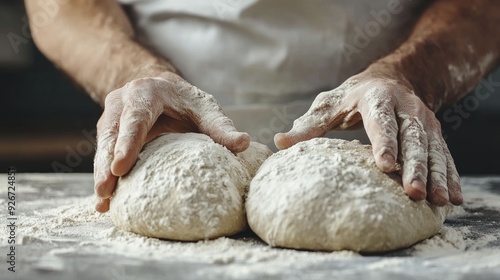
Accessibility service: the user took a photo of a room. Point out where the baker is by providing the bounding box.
[25,0,499,213]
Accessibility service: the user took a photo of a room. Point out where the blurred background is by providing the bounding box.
[1,1,499,174]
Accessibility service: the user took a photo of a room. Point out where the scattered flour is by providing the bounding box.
[1,175,499,278]
[5,196,360,275]
[413,227,468,256]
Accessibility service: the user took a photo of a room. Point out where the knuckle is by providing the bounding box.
[373,88,393,100]
[188,87,222,110]
[311,92,336,114]
[96,116,106,130]
[202,91,219,105]
[104,90,120,107]
[367,109,397,131]
[97,125,118,147]
[123,78,165,101]
[96,111,115,129]
[126,77,155,88]
[400,117,427,141]
[316,91,331,102]
[362,90,394,115]
[199,89,218,104]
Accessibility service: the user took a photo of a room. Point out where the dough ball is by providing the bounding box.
[246,138,449,253]
[110,133,271,241]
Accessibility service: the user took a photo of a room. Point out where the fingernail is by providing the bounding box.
[231,131,250,142]
[226,132,250,152]
[454,193,464,205]
[94,196,103,204]
[274,133,288,150]
[380,153,395,170]
[410,179,426,193]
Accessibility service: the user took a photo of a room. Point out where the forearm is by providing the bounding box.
[24,0,178,105]
[369,0,500,111]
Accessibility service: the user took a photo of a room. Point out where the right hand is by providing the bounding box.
[94,72,250,212]
[275,71,463,207]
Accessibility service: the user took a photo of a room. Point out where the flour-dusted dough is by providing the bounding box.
[246,138,450,253]
[110,133,272,241]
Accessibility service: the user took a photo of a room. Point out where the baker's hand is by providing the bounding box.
[94,72,250,212]
[274,71,463,206]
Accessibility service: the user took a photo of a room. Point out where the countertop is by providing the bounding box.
[1,173,500,280]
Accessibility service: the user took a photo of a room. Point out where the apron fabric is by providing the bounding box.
[119,0,426,106]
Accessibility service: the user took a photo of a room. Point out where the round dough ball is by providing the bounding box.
[246,138,449,253]
[110,133,271,241]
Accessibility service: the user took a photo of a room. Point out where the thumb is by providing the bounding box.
[274,112,330,150]
[198,113,250,153]
[189,88,250,153]
[274,93,342,149]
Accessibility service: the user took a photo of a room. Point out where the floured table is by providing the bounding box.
[1,173,499,280]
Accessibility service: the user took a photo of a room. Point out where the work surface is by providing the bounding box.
[1,173,499,280]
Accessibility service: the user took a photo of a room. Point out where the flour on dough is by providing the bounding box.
[110,133,271,241]
[246,138,450,253]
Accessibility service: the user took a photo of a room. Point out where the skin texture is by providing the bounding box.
[276,0,500,206]
[25,0,500,212]
[25,0,249,212]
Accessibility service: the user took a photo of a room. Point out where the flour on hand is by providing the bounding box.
[110,133,271,241]
[246,138,450,253]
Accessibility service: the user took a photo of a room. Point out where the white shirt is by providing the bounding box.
[120,0,426,106]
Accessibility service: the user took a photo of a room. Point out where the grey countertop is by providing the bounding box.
[1,173,500,280]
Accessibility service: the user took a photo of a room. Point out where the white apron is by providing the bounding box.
[119,0,427,147]
[120,0,426,105]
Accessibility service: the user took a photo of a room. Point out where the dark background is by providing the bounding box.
[1,1,499,174]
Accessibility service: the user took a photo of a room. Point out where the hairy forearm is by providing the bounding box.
[24,0,178,105]
[370,0,500,111]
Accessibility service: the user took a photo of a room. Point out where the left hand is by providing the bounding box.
[274,69,463,206]
[93,72,249,212]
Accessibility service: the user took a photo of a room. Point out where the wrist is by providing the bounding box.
[361,60,415,92]
[365,53,442,111]
[128,55,180,84]
[95,53,181,106]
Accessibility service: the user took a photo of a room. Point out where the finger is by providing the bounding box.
[190,89,250,153]
[94,99,121,201]
[145,114,197,143]
[95,197,110,213]
[442,138,463,205]
[399,116,428,201]
[426,132,449,206]
[360,94,398,172]
[274,92,344,150]
[111,103,162,176]
[339,110,363,129]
